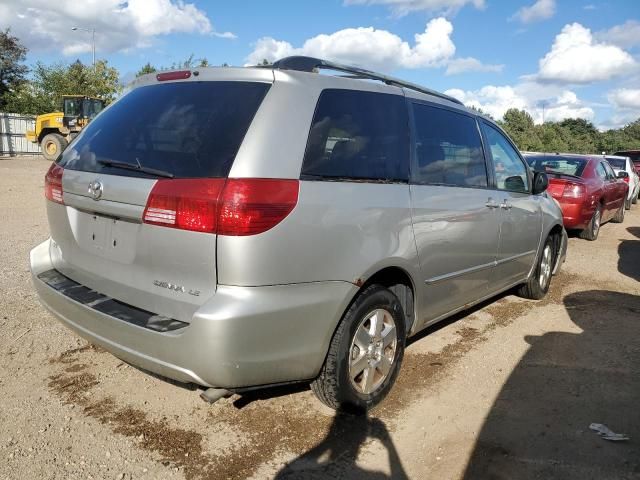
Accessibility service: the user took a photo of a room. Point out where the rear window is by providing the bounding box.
[59,82,271,178]
[526,156,587,177]
[301,89,409,182]
[614,151,640,163]
[605,157,626,169]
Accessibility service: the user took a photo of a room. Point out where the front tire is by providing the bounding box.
[625,196,632,210]
[311,284,406,412]
[41,133,67,161]
[518,235,555,300]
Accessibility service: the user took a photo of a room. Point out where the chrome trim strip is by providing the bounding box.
[424,250,537,285]
[495,250,537,266]
[424,261,495,285]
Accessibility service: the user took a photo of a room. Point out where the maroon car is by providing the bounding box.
[524,153,629,240]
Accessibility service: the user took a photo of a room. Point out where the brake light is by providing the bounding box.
[156,70,191,81]
[562,183,584,199]
[143,179,225,232]
[218,179,299,236]
[143,178,299,235]
[44,163,64,204]
[623,176,630,183]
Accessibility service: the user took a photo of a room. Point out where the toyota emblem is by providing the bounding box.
[88,179,103,200]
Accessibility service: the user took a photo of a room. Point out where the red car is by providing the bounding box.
[524,153,629,240]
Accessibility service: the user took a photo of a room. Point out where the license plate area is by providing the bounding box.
[70,209,139,264]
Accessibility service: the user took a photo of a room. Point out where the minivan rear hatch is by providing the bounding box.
[47,75,272,321]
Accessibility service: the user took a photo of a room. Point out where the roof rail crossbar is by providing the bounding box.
[271,56,464,106]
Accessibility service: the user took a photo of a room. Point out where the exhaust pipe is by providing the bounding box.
[200,388,232,404]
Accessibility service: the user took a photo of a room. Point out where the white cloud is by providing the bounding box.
[596,20,640,49]
[445,57,504,75]
[608,88,640,110]
[0,0,234,56]
[247,18,456,70]
[511,0,556,24]
[343,0,485,17]
[536,23,637,83]
[445,83,594,123]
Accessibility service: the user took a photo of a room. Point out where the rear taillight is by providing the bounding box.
[218,179,299,236]
[143,179,226,233]
[562,183,584,199]
[143,178,299,236]
[624,176,630,183]
[44,163,64,204]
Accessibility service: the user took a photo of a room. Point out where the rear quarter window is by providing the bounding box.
[59,81,271,178]
[301,89,409,182]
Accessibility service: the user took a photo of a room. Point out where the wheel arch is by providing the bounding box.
[351,265,417,338]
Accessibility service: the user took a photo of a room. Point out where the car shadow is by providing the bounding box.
[618,227,640,282]
[274,409,409,479]
[462,289,640,479]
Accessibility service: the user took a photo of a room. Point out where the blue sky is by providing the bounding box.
[1,0,639,129]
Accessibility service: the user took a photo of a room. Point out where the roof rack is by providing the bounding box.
[270,56,464,106]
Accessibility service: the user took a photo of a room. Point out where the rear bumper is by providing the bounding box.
[559,202,591,230]
[31,239,357,389]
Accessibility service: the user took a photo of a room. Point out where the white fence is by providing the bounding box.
[0,113,41,156]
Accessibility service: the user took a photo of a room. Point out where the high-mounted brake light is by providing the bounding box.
[143,178,299,236]
[45,163,64,204]
[156,70,191,81]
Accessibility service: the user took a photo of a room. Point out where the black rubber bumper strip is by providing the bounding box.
[37,269,189,333]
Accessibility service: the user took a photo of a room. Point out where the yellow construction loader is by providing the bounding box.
[26,95,105,161]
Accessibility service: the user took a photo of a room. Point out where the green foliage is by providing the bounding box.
[501,109,640,154]
[169,54,210,69]
[136,62,157,77]
[0,29,29,110]
[4,59,121,115]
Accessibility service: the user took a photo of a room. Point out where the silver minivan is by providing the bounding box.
[31,56,567,411]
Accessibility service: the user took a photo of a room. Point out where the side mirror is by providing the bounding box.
[617,171,629,179]
[532,171,548,195]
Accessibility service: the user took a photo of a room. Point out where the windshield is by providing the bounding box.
[525,156,587,177]
[605,157,626,170]
[82,99,104,118]
[58,81,271,178]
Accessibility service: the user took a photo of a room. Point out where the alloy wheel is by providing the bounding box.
[349,308,397,395]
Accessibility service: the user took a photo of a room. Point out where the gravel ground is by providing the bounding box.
[1,156,638,480]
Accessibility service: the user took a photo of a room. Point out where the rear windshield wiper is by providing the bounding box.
[97,159,174,178]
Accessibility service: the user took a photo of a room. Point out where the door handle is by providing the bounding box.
[486,198,499,209]
[500,199,513,210]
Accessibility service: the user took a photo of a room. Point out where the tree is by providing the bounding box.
[4,59,121,115]
[502,109,543,151]
[136,62,157,77]
[0,29,29,110]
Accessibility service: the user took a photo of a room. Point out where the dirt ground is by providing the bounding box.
[1,156,638,480]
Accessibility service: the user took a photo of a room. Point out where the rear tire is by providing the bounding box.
[311,284,406,412]
[632,194,637,205]
[612,201,625,223]
[518,235,554,300]
[579,205,601,241]
[41,133,67,161]
[625,197,632,210]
